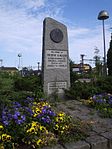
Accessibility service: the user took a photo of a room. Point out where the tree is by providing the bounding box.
[93,47,102,76]
[69,59,79,86]
[107,33,112,76]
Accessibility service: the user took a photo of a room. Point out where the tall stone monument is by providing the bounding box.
[42,17,70,97]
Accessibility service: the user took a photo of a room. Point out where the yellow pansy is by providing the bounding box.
[40,126,46,132]
[32,121,37,127]
[33,113,38,117]
[36,108,41,113]
[0,125,3,131]
[28,141,31,145]
[65,125,69,130]
[45,130,49,134]
[33,102,38,105]
[30,127,35,133]
[6,135,11,141]
[27,127,35,133]
[62,126,65,130]
[55,117,59,122]
[36,139,42,146]
[2,134,11,142]
[59,117,63,121]
[61,131,64,134]
[2,134,7,141]
[56,124,59,128]
[58,112,65,117]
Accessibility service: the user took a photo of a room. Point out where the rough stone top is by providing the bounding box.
[44,17,67,29]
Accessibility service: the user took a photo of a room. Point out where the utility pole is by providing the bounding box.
[80,54,85,73]
[37,62,40,70]
[0,59,3,67]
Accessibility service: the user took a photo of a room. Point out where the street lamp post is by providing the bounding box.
[37,62,40,70]
[18,53,22,70]
[98,10,109,76]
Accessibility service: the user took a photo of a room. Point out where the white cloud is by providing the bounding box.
[0,0,111,67]
[24,0,45,8]
[0,8,41,52]
[68,25,110,66]
[0,0,65,66]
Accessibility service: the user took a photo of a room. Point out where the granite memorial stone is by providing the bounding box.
[42,17,70,97]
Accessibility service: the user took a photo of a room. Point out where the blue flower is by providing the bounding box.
[3,120,9,126]
[93,95,97,101]
[21,115,26,121]
[96,99,106,104]
[16,119,23,125]
[24,107,33,116]
[14,114,26,125]
[108,96,112,106]
[13,114,18,120]
[24,97,34,104]
[41,116,51,124]
[13,102,21,108]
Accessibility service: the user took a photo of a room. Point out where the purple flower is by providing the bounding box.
[93,95,97,101]
[3,120,9,126]
[24,107,33,116]
[108,96,112,106]
[24,97,34,105]
[41,116,51,124]
[96,99,106,104]
[16,119,23,125]
[39,98,45,102]
[14,114,26,125]
[16,111,20,116]
[26,97,34,101]
[2,108,11,126]
[13,102,21,108]
[12,111,20,120]
[13,114,18,120]
[47,110,56,116]
[42,107,47,114]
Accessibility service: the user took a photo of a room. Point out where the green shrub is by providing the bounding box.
[0,73,44,113]
[96,76,112,93]
[13,75,43,98]
[65,81,101,100]
[66,75,112,100]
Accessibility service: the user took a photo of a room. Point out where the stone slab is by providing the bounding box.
[64,141,90,149]
[101,131,112,149]
[85,134,108,149]
[42,144,64,149]
[92,124,110,134]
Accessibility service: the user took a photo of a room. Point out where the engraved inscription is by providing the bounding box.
[48,82,67,94]
[46,49,67,69]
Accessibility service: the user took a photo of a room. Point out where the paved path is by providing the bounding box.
[47,100,112,149]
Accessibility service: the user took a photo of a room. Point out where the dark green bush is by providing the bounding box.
[65,81,100,100]
[66,76,112,100]
[0,72,44,112]
[13,75,43,98]
[96,76,112,93]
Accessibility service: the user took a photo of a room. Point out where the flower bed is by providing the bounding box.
[85,93,112,118]
[0,97,89,149]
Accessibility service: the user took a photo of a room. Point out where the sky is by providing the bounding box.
[0,0,112,69]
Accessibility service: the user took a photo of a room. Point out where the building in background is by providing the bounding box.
[0,67,18,75]
[72,63,92,74]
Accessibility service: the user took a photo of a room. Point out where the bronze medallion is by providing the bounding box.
[50,28,63,43]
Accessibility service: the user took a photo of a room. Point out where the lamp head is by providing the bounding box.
[98,10,109,20]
